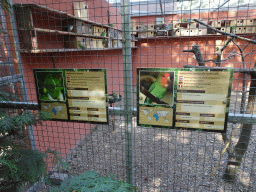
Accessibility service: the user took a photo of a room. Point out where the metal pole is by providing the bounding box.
[121,0,133,184]
[8,0,37,150]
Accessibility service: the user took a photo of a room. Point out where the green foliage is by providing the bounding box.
[0,110,49,134]
[0,0,11,12]
[0,90,51,191]
[0,90,17,101]
[0,149,47,183]
[46,149,70,172]
[51,171,137,192]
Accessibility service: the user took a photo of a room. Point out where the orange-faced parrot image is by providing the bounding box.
[144,73,171,104]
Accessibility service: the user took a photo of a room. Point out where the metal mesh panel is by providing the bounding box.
[1,0,256,191]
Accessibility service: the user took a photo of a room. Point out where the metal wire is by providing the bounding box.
[1,0,256,191]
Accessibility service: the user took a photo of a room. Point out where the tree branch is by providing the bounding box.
[194,19,256,44]
[223,62,256,181]
[232,39,247,113]
[140,86,168,105]
[221,50,236,61]
[242,37,255,51]
[203,59,215,63]
[203,50,236,64]
[183,44,205,66]
[244,49,256,58]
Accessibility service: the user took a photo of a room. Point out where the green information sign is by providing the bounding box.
[137,68,234,133]
[34,69,108,124]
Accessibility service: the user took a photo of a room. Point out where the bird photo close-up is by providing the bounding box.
[139,70,174,106]
[35,71,66,102]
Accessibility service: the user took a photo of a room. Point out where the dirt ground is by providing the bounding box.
[60,116,255,192]
[36,92,256,192]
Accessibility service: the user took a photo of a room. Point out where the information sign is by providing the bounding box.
[34,69,108,124]
[137,68,233,132]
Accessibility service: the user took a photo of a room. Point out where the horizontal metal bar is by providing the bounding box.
[0,74,23,85]
[109,107,137,116]
[1,101,256,124]
[0,61,13,65]
[228,113,256,124]
[0,101,39,110]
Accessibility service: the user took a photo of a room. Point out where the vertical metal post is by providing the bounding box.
[121,0,133,184]
[8,0,37,150]
[8,0,29,102]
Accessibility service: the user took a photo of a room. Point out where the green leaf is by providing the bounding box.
[0,0,11,12]
[0,90,18,101]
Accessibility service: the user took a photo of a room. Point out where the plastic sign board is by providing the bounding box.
[34,69,108,124]
[137,68,234,133]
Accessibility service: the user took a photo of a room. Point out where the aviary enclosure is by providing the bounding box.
[1,0,256,191]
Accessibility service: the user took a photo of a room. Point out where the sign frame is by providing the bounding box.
[137,68,234,133]
[34,68,109,124]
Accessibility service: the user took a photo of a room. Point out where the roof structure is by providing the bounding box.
[111,0,178,16]
[110,0,256,16]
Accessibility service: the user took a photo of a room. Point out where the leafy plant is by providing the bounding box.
[51,171,137,192]
[0,2,65,191]
[46,149,70,173]
[0,0,11,13]
[0,90,51,191]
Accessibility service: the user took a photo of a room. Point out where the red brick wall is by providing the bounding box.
[10,0,122,163]
[132,11,256,88]
[20,49,123,159]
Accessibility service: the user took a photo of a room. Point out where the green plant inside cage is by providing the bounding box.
[51,171,137,192]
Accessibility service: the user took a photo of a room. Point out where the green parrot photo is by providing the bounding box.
[40,73,64,101]
[144,73,171,104]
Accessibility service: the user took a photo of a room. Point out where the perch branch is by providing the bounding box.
[232,39,247,113]
[244,49,256,58]
[221,50,236,62]
[242,37,255,51]
[200,50,236,64]
[215,37,234,67]
[212,124,242,176]
[221,132,231,154]
[203,59,215,62]
[140,86,168,105]
[220,37,234,52]
[193,19,256,44]
[223,62,256,180]
[183,44,205,66]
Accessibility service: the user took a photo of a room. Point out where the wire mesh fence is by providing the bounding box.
[1,0,256,191]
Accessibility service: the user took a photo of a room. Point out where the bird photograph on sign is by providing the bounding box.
[139,70,174,106]
[35,71,65,102]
